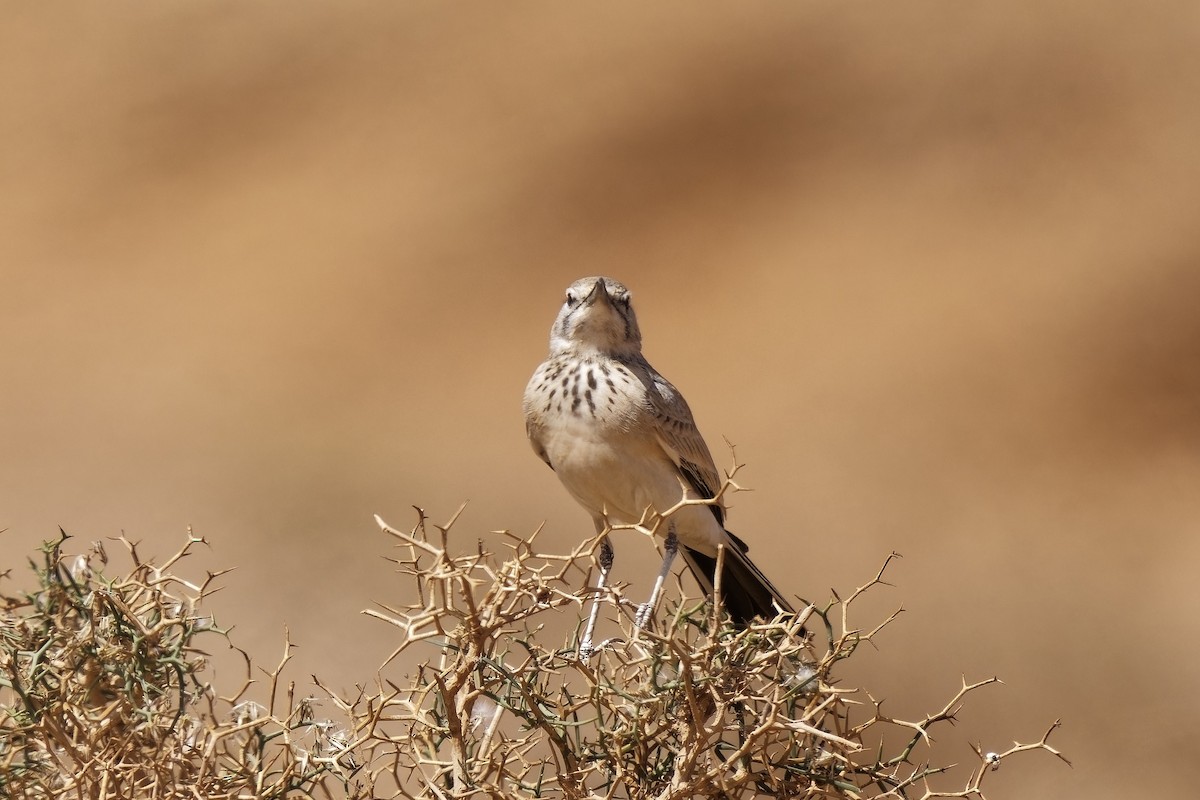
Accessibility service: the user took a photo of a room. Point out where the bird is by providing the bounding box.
[522,276,794,652]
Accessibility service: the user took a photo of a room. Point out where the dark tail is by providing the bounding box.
[679,532,795,625]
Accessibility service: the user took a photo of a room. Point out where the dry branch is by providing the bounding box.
[1,508,1066,799]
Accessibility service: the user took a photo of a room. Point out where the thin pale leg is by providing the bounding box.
[579,536,614,659]
[635,525,679,629]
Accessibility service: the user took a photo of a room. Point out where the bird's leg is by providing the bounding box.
[579,535,615,659]
[636,524,679,629]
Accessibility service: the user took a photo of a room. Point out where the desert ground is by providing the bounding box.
[4,3,1199,797]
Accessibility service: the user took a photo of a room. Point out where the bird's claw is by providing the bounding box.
[634,602,655,630]
[578,636,624,660]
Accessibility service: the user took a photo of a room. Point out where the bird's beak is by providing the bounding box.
[586,278,611,307]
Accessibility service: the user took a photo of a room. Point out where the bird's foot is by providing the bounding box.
[634,601,655,630]
[578,636,624,660]
[634,527,677,630]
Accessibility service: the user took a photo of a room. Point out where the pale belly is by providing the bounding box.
[536,414,725,554]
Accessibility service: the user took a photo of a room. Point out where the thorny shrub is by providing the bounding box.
[0,508,1067,799]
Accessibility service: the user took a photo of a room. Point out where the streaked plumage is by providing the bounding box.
[523,276,792,624]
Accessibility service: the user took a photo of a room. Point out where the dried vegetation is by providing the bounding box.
[1,504,1067,798]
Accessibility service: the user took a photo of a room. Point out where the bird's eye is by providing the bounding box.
[615,294,630,307]
[565,292,578,307]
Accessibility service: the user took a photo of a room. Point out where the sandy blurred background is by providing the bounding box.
[3,2,1199,796]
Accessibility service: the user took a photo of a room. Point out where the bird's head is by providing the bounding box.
[548,276,642,357]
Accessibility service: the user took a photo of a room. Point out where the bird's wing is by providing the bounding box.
[645,369,726,525]
[523,362,557,471]
[524,417,556,470]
